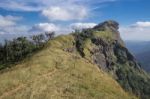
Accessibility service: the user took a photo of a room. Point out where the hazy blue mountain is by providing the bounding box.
[125,41,150,72]
[136,50,150,73]
[125,41,150,55]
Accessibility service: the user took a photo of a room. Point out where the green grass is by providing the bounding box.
[92,30,114,42]
[0,35,137,99]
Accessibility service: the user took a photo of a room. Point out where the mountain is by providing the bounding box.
[0,20,150,99]
[125,41,150,55]
[136,50,150,72]
[126,41,150,72]
[0,34,136,99]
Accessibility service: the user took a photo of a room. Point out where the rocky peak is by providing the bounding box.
[94,20,119,31]
[94,20,124,46]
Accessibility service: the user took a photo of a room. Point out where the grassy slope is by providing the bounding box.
[0,35,136,99]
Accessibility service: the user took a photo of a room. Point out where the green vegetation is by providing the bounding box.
[74,29,93,57]
[114,44,150,99]
[0,32,54,70]
[92,30,113,42]
[116,64,150,99]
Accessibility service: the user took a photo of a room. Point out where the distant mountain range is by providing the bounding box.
[126,41,150,72]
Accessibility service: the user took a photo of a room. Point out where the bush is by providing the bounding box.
[74,29,93,57]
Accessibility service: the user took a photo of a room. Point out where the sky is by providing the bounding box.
[0,0,150,41]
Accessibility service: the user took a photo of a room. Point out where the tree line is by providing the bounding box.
[0,32,55,70]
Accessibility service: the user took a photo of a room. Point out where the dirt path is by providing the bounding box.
[0,69,57,99]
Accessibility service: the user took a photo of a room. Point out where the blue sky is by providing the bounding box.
[0,0,150,41]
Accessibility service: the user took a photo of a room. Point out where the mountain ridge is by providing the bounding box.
[0,20,150,99]
[0,34,136,99]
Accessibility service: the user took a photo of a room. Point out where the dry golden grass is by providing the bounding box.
[0,35,137,99]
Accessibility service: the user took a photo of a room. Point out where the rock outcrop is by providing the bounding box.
[94,20,124,45]
[75,20,150,99]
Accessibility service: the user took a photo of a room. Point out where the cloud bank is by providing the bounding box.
[29,23,59,33]
[0,15,27,35]
[42,6,87,21]
[70,23,97,30]
[0,15,21,27]
[131,21,150,28]
[120,21,150,41]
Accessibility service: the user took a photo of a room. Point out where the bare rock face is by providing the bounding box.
[91,38,115,71]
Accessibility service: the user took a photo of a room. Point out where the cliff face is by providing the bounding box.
[75,20,150,99]
[91,20,140,72]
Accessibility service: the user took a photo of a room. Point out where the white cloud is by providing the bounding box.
[29,22,97,35]
[40,0,116,21]
[0,25,29,42]
[29,23,60,33]
[70,22,97,30]
[120,21,150,41]
[3,26,28,33]
[0,15,21,27]
[0,25,28,35]
[0,1,43,11]
[131,21,150,28]
[42,6,88,21]
[0,15,27,35]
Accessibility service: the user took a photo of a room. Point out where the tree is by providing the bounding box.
[45,31,55,40]
[0,33,55,70]
[31,34,45,48]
